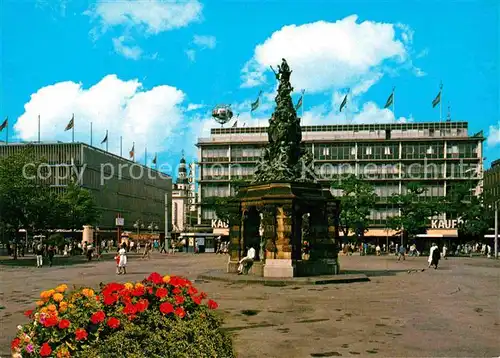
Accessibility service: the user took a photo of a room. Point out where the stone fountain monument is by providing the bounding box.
[227,59,341,277]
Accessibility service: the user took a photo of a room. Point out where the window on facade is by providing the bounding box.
[174,203,178,226]
[322,147,330,156]
[365,147,373,156]
[384,147,391,155]
[426,146,434,155]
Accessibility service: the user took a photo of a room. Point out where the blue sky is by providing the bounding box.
[1,0,498,173]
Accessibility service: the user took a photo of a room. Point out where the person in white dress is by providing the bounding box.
[118,244,128,275]
[428,243,440,269]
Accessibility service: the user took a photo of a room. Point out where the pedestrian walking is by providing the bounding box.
[397,244,406,261]
[35,243,44,268]
[428,243,440,269]
[118,243,128,275]
[47,245,56,267]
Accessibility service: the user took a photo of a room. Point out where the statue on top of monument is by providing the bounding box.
[253,58,315,183]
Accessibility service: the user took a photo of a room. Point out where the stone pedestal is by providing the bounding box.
[263,259,295,278]
[227,181,341,278]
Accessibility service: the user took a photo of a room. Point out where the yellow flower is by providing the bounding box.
[47,304,57,312]
[40,289,55,300]
[53,293,64,302]
[55,284,68,293]
[81,288,95,298]
[135,283,144,289]
[59,301,68,313]
[162,275,171,283]
[124,282,133,290]
[36,300,45,307]
[40,307,48,314]
[68,304,75,309]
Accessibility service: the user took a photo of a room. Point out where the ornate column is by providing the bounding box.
[264,203,295,277]
[227,201,242,272]
[276,205,293,259]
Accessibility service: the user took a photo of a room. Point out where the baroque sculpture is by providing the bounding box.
[253,58,315,183]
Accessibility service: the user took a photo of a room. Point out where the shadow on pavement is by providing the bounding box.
[340,269,408,277]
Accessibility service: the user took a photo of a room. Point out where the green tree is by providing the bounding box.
[59,181,101,232]
[0,149,55,258]
[447,182,490,241]
[201,179,246,224]
[387,182,442,244]
[331,175,377,241]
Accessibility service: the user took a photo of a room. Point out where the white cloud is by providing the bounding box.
[14,75,188,159]
[86,0,203,59]
[193,35,216,49]
[185,49,196,62]
[487,124,500,147]
[87,0,203,35]
[186,103,205,111]
[112,36,143,60]
[241,15,410,93]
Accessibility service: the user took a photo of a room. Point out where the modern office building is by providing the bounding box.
[484,159,500,205]
[0,142,172,235]
[196,121,484,243]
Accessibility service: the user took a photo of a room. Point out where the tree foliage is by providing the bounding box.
[446,182,491,240]
[331,175,377,240]
[59,181,101,230]
[387,182,442,241]
[0,149,100,251]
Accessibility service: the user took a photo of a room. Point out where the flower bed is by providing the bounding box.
[12,273,234,357]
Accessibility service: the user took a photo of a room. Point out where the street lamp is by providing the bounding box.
[133,220,141,235]
[488,201,498,259]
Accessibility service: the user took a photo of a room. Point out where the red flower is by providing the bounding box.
[187,286,198,296]
[24,309,33,317]
[192,295,202,305]
[147,272,163,284]
[123,303,137,315]
[131,286,145,297]
[40,342,52,357]
[43,315,59,328]
[174,306,186,318]
[200,292,208,299]
[103,294,118,306]
[107,317,121,329]
[174,295,185,305]
[58,319,71,329]
[103,282,125,293]
[156,287,168,299]
[135,299,149,313]
[207,299,218,310]
[173,287,182,295]
[11,337,21,350]
[90,311,106,324]
[75,328,88,341]
[159,302,174,315]
[147,287,154,295]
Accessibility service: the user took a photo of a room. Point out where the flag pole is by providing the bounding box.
[155,152,157,169]
[145,147,147,166]
[38,115,41,143]
[120,136,123,157]
[302,89,305,119]
[440,82,443,122]
[72,113,75,143]
[393,86,396,119]
[133,142,135,161]
[90,122,93,146]
[106,130,109,152]
[6,117,8,144]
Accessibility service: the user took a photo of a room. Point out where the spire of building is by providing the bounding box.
[177,150,188,185]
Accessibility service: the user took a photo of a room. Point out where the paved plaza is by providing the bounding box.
[0,253,498,357]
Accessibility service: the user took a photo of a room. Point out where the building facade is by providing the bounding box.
[0,142,172,234]
[171,155,197,235]
[484,159,500,205]
[196,121,484,241]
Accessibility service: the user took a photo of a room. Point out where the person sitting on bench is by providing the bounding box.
[238,246,256,275]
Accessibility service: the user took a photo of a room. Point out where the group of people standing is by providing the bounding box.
[34,243,57,268]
